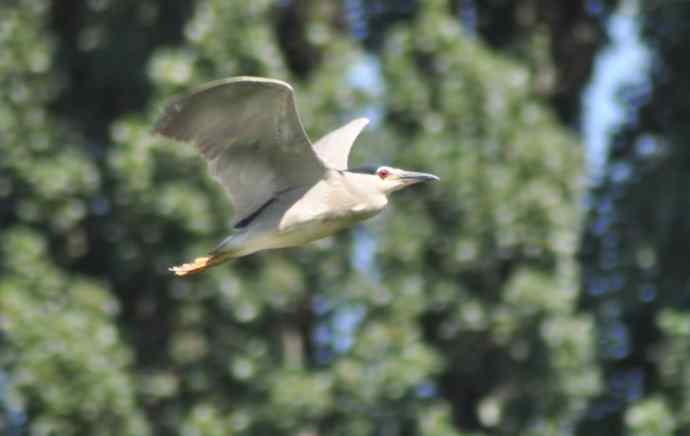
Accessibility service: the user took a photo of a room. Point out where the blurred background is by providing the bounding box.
[1,0,689,435]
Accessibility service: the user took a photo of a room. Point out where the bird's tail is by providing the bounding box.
[169,252,230,276]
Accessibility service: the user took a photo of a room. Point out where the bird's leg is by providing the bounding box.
[169,231,258,276]
[169,251,233,276]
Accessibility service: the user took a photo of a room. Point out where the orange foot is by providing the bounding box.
[169,255,214,276]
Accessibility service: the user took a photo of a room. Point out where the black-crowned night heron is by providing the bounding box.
[155,77,439,276]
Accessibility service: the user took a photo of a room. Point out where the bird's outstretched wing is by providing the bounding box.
[154,77,327,226]
[312,117,369,170]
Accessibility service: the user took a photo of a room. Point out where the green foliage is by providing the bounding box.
[372,2,595,433]
[1,3,148,434]
[577,2,690,434]
[625,397,675,436]
[1,0,607,435]
[2,230,148,436]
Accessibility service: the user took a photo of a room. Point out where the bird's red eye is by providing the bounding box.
[377,168,390,179]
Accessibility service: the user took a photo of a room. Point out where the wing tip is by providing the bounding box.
[152,76,295,137]
[151,115,168,135]
[354,117,370,127]
[152,96,185,136]
[230,76,294,91]
[192,76,294,95]
[151,113,178,140]
[151,118,169,137]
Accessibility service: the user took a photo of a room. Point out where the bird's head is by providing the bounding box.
[350,165,440,194]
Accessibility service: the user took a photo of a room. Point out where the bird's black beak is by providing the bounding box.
[399,170,440,184]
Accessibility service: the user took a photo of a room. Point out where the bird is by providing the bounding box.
[154,76,439,276]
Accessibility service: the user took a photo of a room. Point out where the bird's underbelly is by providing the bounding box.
[215,221,343,257]
[276,222,345,247]
[215,207,380,257]
[277,216,357,245]
[274,207,379,247]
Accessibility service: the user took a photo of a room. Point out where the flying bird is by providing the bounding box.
[154,77,439,276]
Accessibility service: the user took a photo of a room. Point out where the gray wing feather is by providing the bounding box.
[312,117,369,170]
[154,76,326,226]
